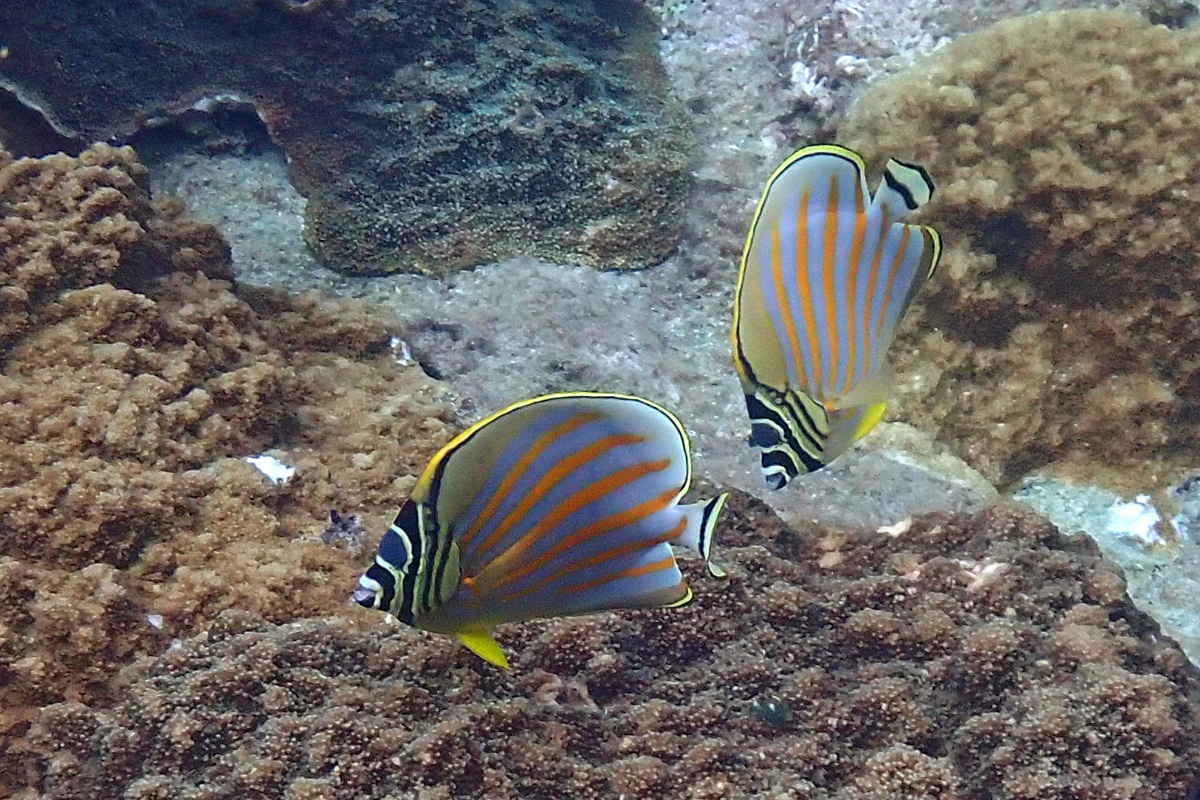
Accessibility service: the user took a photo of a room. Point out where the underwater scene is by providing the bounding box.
[4,0,1200,797]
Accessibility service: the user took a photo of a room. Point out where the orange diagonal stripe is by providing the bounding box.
[472,432,645,560]
[772,222,806,387]
[822,180,840,399]
[504,516,686,602]
[559,553,680,596]
[796,188,822,391]
[480,465,673,593]
[876,226,912,341]
[842,205,867,398]
[861,212,889,385]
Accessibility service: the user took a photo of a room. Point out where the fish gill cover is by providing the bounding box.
[0,0,693,275]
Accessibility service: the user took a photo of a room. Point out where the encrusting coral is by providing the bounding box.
[840,9,1200,493]
[0,143,456,784]
[655,0,1176,285]
[13,494,1200,800]
[0,0,692,275]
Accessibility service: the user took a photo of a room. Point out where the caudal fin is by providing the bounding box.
[873,157,935,219]
[677,493,729,578]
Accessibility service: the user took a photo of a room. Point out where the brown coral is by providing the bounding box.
[0,144,456,782]
[0,144,230,349]
[12,495,1200,799]
[840,9,1200,492]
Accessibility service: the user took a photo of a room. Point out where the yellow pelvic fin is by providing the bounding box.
[854,402,887,442]
[456,626,510,669]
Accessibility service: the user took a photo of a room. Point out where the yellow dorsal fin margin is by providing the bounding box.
[456,626,510,669]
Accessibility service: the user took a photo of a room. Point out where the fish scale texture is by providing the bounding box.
[14,494,1200,800]
[0,145,457,773]
[841,9,1200,495]
[0,0,692,275]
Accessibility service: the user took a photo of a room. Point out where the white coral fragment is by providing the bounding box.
[877,518,913,537]
[244,454,295,485]
[956,558,1009,592]
[1105,494,1164,546]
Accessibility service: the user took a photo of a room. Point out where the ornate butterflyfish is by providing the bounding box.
[731,144,942,489]
[353,392,728,669]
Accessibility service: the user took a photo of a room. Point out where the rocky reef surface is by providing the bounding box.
[12,494,1200,799]
[0,144,457,789]
[0,0,691,275]
[843,9,1200,494]
[5,3,1200,798]
[833,9,1200,661]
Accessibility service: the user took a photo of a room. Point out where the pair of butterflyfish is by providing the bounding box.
[354,392,728,668]
[732,144,942,489]
[355,144,940,666]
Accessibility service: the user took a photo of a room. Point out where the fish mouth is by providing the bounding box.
[352,585,378,607]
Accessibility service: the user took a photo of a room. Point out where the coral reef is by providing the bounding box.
[1015,475,1200,666]
[12,495,1200,799]
[0,0,691,275]
[656,0,1164,280]
[840,9,1200,494]
[0,143,231,348]
[0,143,455,786]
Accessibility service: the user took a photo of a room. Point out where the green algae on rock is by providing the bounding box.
[0,0,692,275]
[13,494,1200,799]
[839,10,1200,496]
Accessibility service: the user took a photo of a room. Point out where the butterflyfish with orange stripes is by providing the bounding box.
[731,144,942,489]
[353,392,728,669]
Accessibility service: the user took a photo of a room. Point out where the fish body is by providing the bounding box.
[354,392,727,668]
[731,144,942,489]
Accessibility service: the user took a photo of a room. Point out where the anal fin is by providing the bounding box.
[854,402,887,442]
[456,626,510,669]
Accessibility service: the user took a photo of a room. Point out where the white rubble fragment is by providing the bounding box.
[389,335,412,366]
[876,518,912,537]
[1105,494,1163,546]
[245,454,295,485]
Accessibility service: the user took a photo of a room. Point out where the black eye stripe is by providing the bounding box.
[378,528,411,567]
[394,499,420,533]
